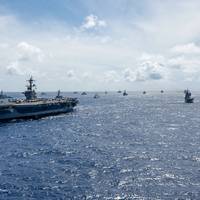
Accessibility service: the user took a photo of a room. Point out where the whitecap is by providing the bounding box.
[120,168,132,174]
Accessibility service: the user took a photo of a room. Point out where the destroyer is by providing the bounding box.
[0,90,12,99]
[94,93,100,99]
[123,90,128,96]
[0,77,78,121]
[184,89,194,103]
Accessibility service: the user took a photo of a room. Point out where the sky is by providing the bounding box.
[1,0,200,91]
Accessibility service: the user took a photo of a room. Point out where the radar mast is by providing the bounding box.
[23,76,37,100]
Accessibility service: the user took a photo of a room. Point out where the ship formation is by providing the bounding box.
[0,76,196,122]
[0,77,78,121]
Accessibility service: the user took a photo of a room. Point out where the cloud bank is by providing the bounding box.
[1,0,200,91]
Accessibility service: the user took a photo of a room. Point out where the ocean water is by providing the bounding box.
[0,92,200,200]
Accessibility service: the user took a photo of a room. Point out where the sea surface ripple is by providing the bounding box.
[0,92,200,199]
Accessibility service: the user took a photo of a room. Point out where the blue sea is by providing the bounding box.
[0,92,200,199]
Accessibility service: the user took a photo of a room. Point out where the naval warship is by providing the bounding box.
[0,77,78,121]
[0,90,12,99]
[93,93,100,99]
[123,90,128,96]
[184,89,194,103]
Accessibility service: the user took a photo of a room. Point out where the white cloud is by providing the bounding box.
[6,61,24,76]
[123,68,136,82]
[2,1,200,90]
[17,42,44,62]
[122,60,166,82]
[6,61,39,76]
[167,55,200,81]
[2,41,46,80]
[81,14,107,30]
[139,61,165,81]
[171,43,200,54]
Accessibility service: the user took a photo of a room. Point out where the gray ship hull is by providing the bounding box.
[0,107,74,122]
[0,99,78,122]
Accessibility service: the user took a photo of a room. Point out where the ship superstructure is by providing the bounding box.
[0,90,12,99]
[0,77,78,121]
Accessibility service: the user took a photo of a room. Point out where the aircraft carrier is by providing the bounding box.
[0,77,78,121]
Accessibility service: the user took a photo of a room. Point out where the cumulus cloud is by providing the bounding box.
[103,59,166,84]
[4,42,45,78]
[171,43,200,54]
[6,61,39,76]
[167,55,200,81]
[81,14,107,30]
[6,61,24,76]
[122,61,166,82]
[2,1,200,90]
[139,61,165,80]
[168,56,200,68]
[167,43,200,81]
[17,42,44,62]
[123,68,136,82]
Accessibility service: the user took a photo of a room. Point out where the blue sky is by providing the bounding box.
[0,0,150,30]
[1,0,88,24]
[0,0,146,20]
[0,0,200,91]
